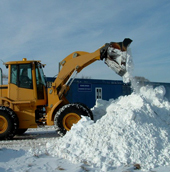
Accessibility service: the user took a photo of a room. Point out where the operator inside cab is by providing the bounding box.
[19,65,33,89]
[20,68,30,82]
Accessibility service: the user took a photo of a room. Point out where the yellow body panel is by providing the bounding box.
[0,85,8,100]
[16,107,37,128]
[8,84,36,101]
[45,87,69,125]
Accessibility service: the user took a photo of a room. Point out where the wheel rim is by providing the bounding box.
[0,116,8,134]
[63,113,81,131]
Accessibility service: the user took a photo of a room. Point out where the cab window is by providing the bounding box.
[10,65,17,85]
[10,64,33,89]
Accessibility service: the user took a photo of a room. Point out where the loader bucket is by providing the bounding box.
[100,38,132,76]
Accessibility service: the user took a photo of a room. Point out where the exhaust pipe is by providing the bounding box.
[100,38,132,76]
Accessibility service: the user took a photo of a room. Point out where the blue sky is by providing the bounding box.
[0,0,170,82]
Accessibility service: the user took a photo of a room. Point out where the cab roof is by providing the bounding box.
[5,58,41,65]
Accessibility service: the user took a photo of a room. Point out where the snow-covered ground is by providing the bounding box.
[1,51,170,172]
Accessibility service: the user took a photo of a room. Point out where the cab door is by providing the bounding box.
[9,63,35,101]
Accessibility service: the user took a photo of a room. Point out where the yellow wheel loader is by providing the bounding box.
[0,38,132,140]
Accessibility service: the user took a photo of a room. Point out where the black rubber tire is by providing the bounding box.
[76,103,93,120]
[54,103,92,136]
[0,106,19,140]
[16,128,28,135]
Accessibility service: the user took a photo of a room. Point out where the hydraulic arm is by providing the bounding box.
[54,38,132,97]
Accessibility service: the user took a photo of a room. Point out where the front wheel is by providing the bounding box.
[54,103,93,136]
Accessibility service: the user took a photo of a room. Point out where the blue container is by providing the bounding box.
[46,77,170,108]
[65,79,131,108]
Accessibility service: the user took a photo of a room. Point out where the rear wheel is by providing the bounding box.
[0,115,8,134]
[54,103,93,136]
[0,106,19,140]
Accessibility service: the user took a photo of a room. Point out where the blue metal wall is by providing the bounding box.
[61,78,131,108]
[46,77,170,108]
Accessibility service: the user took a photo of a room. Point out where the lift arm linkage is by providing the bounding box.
[53,38,132,97]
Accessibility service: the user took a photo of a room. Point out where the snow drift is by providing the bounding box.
[45,85,170,171]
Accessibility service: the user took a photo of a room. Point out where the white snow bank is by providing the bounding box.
[92,99,113,122]
[44,85,170,171]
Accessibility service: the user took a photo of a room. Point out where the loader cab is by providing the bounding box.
[5,58,47,105]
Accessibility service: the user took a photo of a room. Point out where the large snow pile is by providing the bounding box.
[32,50,170,171]
[45,85,170,171]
